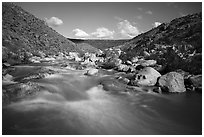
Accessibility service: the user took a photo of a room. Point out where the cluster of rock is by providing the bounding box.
[2,40,201,95]
[79,48,201,93]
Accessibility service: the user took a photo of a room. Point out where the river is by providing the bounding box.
[2,64,202,135]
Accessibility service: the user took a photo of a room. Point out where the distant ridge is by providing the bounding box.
[68,38,129,50]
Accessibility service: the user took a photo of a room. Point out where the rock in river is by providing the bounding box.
[133,67,161,86]
[85,68,99,76]
[139,60,157,67]
[189,75,202,91]
[117,76,130,84]
[117,64,130,72]
[158,72,186,93]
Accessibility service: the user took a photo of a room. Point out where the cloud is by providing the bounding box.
[146,10,153,15]
[91,27,114,38]
[153,22,162,27]
[72,28,90,37]
[117,20,140,38]
[45,17,63,27]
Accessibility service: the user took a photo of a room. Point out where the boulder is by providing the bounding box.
[143,51,150,57]
[139,60,157,67]
[85,68,98,76]
[175,69,191,79]
[100,79,126,92]
[126,60,132,65]
[117,64,130,72]
[158,72,186,93]
[81,59,95,66]
[117,76,130,84]
[135,65,145,70]
[131,57,138,63]
[44,57,55,61]
[129,66,136,72]
[3,74,13,81]
[189,75,202,89]
[133,67,161,86]
[29,56,41,63]
[68,52,81,62]
[89,53,98,62]
[153,64,164,72]
[101,58,122,69]
[3,63,11,68]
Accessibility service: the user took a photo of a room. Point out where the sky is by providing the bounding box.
[15,2,202,39]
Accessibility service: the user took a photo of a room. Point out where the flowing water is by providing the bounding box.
[2,64,202,135]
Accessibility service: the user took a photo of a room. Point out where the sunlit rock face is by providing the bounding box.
[158,72,186,93]
[85,68,99,76]
[133,67,161,86]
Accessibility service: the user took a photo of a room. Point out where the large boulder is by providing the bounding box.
[133,67,161,86]
[158,72,186,93]
[189,75,202,90]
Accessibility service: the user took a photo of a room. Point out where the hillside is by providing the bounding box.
[69,38,128,50]
[75,43,101,53]
[2,3,83,64]
[118,12,202,74]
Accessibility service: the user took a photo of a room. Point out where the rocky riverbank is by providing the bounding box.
[2,48,202,106]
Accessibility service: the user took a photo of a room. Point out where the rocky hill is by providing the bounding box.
[118,12,202,74]
[69,38,128,50]
[2,3,83,64]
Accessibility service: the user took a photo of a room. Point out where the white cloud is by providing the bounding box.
[117,20,140,38]
[45,17,63,27]
[146,10,153,15]
[72,28,90,37]
[91,27,114,38]
[153,22,162,27]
